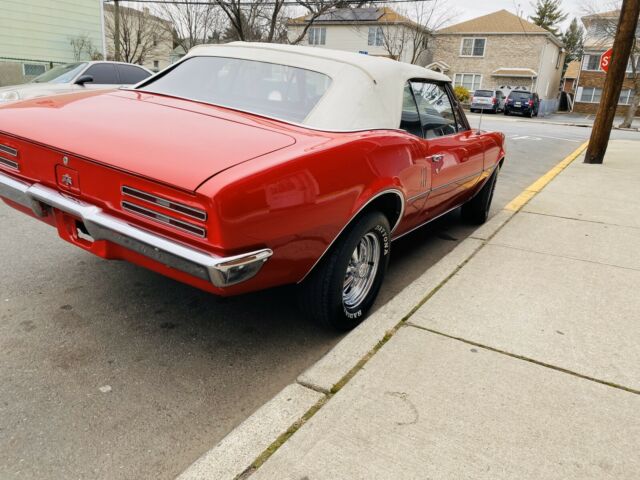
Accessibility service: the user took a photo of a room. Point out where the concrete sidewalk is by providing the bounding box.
[246,140,640,479]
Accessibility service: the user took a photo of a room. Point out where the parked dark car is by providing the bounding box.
[504,91,539,117]
[470,89,504,113]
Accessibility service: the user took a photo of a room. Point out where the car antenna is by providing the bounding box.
[476,108,483,135]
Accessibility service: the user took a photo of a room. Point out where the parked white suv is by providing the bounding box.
[0,61,152,103]
[470,89,505,113]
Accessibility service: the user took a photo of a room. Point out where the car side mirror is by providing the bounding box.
[74,75,94,86]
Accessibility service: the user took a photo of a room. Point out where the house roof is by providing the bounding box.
[492,68,538,77]
[438,9,549,34]
[288,7,419,28]
[175,42,450,131]
[563,60,581,79]
[582,9,620,20]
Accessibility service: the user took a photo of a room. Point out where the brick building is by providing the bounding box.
[573,10,639,115]
[429,10,565,115]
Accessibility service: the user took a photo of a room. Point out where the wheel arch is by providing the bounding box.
[298,188,404,283]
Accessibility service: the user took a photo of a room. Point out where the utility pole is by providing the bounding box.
[114,0,121,62]
[584,0,640,164]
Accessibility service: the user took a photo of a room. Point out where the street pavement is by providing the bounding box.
[0,119,638,479]
[249,139,640,479]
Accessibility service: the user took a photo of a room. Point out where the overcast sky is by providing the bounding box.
[448,0,609,30]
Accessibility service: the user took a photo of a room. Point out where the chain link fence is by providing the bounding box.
[0,57,64,87]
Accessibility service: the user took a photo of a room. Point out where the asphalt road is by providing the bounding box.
[1,116,636,479]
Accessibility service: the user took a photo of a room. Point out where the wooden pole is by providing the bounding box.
[584,0,640,164]
[114,0,121,62]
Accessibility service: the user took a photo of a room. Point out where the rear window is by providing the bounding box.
[139,56,332,124]
[474,90,493,97]
[509,91,532,100]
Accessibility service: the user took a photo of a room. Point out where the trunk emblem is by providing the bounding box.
[61,174,73,186]
[63,156,69,165]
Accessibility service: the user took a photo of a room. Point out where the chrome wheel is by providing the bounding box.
[342,232,380,309]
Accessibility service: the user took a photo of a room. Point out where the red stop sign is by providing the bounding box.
[600,48,613,72]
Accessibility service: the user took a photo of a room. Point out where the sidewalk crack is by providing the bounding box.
[521,210,640,230]
[487,243,640,272]
[405,323,640,396]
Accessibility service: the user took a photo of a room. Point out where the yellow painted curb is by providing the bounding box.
[504,141,589,212]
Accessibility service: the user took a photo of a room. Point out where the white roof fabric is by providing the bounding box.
[185,42,451,131]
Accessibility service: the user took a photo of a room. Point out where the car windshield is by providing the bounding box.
[474,90,493,97]
[32,62,88,84]
[509,91,531,100]
[138,56,332,124]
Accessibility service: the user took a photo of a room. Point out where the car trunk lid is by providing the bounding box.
[0,90,296,192]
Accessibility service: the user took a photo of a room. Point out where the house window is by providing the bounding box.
[460,38,485,57]
[23,63,46,76]
[308,27,326,45]
[578,87,602,103]
[618,89,635,105]
[368,27,384,46]
[583,54,603,71]
[454,73,482,91]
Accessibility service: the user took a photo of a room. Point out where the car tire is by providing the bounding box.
[298,211,391,331]
[461,166,499,225]
[504,110,509,116]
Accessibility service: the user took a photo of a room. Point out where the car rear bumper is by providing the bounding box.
[471,103,496,110]
[0,171,272,288]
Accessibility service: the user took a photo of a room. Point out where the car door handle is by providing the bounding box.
[428,154,444,162]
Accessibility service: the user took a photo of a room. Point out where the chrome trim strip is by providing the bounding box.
[0,156,19,170]
[298,188,405,283]
[0,144,18,157]
[122,200,206,238]
[407,190,430,203]
[0,171,271,287]
[121,186,207,221]
[431,172,480,192]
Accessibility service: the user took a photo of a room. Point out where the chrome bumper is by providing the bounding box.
[0,172,272,288]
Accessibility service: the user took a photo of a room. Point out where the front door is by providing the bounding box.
[408,80,484,218]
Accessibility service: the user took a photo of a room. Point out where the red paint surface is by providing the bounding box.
[0,89,504,296]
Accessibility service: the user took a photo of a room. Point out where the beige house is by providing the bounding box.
[104,4,173,72]
[429,10,565,114]
[287,7,430,65]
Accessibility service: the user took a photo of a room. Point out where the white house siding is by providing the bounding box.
[287,24,418,64]
[0,0,104,86]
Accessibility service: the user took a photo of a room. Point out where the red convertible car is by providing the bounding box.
[0,43,504,330]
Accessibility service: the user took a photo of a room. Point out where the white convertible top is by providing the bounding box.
[184,42,451,131]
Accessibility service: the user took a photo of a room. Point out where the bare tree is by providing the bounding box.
[154,0,223,52]
[69,34,103,61]
[583,1,639,128]
[105,4,165,64]
[378,0,457,64]
[215,0,347,44]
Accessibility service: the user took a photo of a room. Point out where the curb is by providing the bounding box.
[176,142,590,480]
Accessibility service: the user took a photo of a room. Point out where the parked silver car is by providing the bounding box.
[0,61,152,103]
[470,89,505,113]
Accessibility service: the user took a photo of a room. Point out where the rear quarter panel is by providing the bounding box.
[197,129,417,292]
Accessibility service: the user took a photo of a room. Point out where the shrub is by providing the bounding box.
[453,85,470,103]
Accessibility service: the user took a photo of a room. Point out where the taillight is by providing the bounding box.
[529,100,534,107]
[492,97,497,104]
[121,186,208,238]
